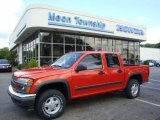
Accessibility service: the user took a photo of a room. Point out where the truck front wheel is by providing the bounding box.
[36,89,66,120]
[125,79,140,99]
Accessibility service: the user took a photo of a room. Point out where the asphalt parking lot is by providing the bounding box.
[0,67,160,120]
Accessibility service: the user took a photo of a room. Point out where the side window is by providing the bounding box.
[105,54,120,68]
[79,54,102,70]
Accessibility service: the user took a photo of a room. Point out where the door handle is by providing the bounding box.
[98,71,105,75]
[117,69,123,73]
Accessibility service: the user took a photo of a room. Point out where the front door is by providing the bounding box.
[71,53,108,98]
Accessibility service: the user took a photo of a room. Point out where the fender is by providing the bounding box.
[35,79,71,100]
[124,72,143,88]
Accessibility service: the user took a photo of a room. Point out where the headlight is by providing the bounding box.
[16,78,33,86]
[14,77,33,93]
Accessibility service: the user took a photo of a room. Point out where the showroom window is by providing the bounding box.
[76,35,85,51]
[22,31,140,66]
[22,32,39,63]
[85,36,95,51]
[128,42,135,64]
[64,34,75,53]
[95,37,102,50]
[102,38,108,51]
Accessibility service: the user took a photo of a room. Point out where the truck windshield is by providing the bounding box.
[51,53,83,68]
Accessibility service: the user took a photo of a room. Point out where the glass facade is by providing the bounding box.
[22,32,39,64]
[22,31,140,66]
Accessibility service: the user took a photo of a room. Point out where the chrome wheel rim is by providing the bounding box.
[131,83,139,96]
[43,96,61,115]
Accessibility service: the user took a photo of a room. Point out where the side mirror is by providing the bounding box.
[75,64,87,72]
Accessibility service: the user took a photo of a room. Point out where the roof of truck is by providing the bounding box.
[70,51,119,54]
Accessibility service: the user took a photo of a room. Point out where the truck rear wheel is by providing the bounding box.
[36,89,66,120]
[125,79,140,99]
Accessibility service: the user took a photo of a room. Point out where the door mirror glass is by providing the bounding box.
[75,64,87,72]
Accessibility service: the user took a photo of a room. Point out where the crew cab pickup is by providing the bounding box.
[8,51,149,119]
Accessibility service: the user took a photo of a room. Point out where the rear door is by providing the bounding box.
[105,53,125,90]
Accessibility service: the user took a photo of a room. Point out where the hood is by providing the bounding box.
[13,66,67,79]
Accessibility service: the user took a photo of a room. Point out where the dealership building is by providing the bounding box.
[9,4,146,66]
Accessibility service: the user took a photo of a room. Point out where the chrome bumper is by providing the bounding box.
[8,85,36,98]
[8,85,36,107]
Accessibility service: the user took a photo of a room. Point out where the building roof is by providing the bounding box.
[9,4,146,50]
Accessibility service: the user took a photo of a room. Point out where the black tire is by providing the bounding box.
[36,89,66,120]
[125,79,140,99]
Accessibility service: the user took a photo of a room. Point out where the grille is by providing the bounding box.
[11,80,24,93]
[11,75,22,93]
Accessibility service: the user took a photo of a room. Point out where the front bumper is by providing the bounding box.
[8,85,36,108]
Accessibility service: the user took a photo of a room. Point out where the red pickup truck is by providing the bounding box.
[8,51,149,119]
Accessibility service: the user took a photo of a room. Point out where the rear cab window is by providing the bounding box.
[78,54,103,70]
[105,54,120,68]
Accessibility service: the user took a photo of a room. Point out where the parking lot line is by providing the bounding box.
[135,99,160,108]
[146,82,160,86]
[149,79,160,82]
[147,81,160,84]
[141,85,160,91]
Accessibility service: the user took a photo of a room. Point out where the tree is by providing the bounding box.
[7,50,19,67]
[0,47,9,59]
[140,42,160,48]
[154,43,160,48]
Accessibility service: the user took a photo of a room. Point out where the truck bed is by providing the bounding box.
[124,64,141,66]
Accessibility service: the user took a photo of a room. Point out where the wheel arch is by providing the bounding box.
[35,79,71,101]
[127,72,143,85]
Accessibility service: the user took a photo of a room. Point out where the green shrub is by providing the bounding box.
[143,60,149,65]
[16,64,28,70]
[28,59,38,68]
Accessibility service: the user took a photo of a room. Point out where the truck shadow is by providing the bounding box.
[68,91,126,108]
[10,91,126,120]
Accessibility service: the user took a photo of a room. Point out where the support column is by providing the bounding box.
[18,43,22,64]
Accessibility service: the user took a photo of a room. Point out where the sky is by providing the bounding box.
[0,0,160,48]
